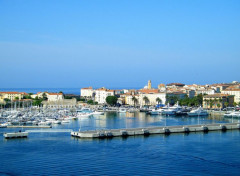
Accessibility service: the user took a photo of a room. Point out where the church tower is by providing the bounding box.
[148,80,152,89]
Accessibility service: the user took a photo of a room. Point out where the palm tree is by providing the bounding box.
[224,102,229,108]
[156,97,162,105]
[143,96,149,106]
[131,96,138,107]
[205,99,210,109]
[213,98,217,108]
[210,99,214,109]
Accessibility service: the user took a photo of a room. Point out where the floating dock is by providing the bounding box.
[4,132,28,139]
[71,123,240,138]
[7,125,52,128]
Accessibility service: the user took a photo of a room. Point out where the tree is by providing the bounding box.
[15,97,19,100]
[42,93,48,100]
[210,99,214,109]
[156,97,162,105]
[106,96,118,106]
[213,98,217,108]
[233,102,237,107]
[143,96,149,105]
[217,103,221,109]
[131,96,138,107]
[224,102,229,108]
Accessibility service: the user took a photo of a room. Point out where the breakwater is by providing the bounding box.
[71,123,240,138]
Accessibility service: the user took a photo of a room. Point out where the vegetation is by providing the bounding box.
[156,97,162,105]
[233,102,238,107]
[178,94,204,107]
[143,96,149,105]
[131,96,138,107]
[106,96,118,106]
[87,100,98,105]
[224,102,229,107]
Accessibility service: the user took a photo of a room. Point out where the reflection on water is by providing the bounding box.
[56,112,234,132]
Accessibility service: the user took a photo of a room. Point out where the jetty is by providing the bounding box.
[7,125,52,128]
[71,123,240,138]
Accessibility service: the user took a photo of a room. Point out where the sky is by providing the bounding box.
[0,0,239,89]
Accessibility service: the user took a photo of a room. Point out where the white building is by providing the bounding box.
[138,89,166,106]
[80,87,94,98]
[31,92,64,101]
[222,87,240,103]
[94,88,115,104]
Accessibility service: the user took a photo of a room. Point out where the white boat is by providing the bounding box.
[187,107,208,116]
[91,111,104,115]
[118,108,127,113]
[62,120,70,123]
[162,103,182,116]
[149,109,164,115]
[0,123,8,128]
[77,113,91,118]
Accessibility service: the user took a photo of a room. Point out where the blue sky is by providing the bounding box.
[0,0,239,88]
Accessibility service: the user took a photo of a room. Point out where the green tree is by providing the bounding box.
[106,96,118,106]
[15,97,19,100]
[131,96,138,107]
[217,103,221,109]
[156,97,162,105]
[210,99,214,109]
[233,102,237,107]
[224,102,229,108]
[143,96,149,105]
[42,93,48,100]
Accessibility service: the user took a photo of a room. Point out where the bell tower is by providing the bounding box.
[148,80,152,89]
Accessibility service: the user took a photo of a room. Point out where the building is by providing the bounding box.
[148,80,152,89]
[222,86,240,103]
[31,92,64,101]
[0,92,26,103]
[195,88,216,95]
[166,83,185,88]
[203,94,234,109]
[138,89,166,106]
[94,88,115,104]
[80,87,94,99]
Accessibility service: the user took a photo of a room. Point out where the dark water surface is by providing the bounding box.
[1,112,240,176]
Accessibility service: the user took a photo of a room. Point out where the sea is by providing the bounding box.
[0,88,81,95]
[1,111,240,176]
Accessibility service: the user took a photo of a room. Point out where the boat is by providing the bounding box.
[187,107,208,116]
[118,108,127,113]
[162,103,183,116]
[62,120,70,123]
[91,111,104,115]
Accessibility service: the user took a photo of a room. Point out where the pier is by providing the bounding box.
[4,132,28,139]
[7,126,52,128]
[71,123,240,138]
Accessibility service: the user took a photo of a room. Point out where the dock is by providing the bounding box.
[4,132,28,139]
[7,126,52,128]
[71,123,240,138]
